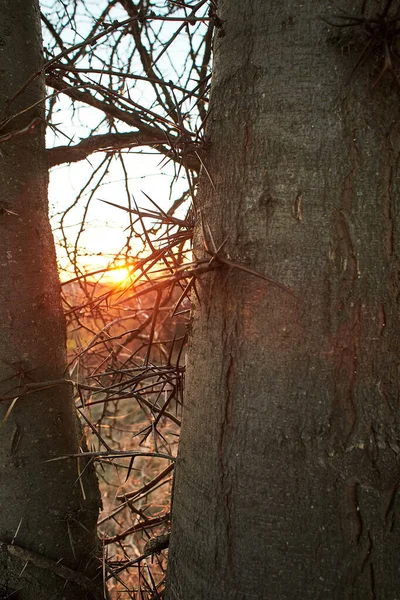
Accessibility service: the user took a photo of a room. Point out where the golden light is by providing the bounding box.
[106,266,132,285]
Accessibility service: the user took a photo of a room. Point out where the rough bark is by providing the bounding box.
[0,2,101,598]
[167,1,400,598]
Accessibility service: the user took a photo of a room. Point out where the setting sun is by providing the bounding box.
[106,266,132,285]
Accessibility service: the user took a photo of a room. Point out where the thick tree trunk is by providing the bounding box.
[167,1,400,598]
[0,2,101,598]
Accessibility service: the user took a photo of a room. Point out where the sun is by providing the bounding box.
[106,266,132,285]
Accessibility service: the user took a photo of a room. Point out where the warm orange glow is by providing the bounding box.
[106,266,132,284]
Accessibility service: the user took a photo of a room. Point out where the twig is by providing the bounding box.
[4,543,103,599]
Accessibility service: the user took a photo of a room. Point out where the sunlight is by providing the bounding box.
[106,266,132,285]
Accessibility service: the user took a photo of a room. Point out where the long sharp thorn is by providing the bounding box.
[205,222,217,253]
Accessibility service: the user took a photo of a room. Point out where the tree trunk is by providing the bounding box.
[0,2,101,598]
[166,1,400,598]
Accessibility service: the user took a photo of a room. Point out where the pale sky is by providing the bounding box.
[49,146,189,281]
[43,2,203,283]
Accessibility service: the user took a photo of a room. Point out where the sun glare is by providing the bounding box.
[107,266,131,285]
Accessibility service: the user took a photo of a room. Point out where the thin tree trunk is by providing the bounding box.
[0,2,101,598]
[167,1,400,598]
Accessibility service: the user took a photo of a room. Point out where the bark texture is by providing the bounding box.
[167,1,400,598]
[0,2,101,598]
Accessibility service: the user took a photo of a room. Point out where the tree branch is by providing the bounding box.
[48,131,168,167]
[46,75,201,171]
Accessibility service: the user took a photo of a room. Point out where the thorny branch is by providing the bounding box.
[0,2,214,596]
[323,0,400,88]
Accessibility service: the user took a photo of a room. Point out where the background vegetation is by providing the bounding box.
[41,1,214,596]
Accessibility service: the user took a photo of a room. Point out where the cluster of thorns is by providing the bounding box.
[324,0,400,88]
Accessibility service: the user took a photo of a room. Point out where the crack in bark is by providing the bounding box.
[332,300,361,440]
[218,349,234,573]
[383,484,398,532]
[382,164,394,256]
[378,303,387,336]
[344,481,362,543]
[330,159,362,439]
[343,485,376,600]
